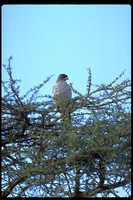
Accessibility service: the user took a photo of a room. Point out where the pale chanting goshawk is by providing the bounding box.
[52,74,72,114]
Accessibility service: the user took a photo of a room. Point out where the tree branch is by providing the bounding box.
[1,176,25,197]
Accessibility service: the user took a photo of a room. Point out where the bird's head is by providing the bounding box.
[56,74,69,82]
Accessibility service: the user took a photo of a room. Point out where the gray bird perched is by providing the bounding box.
[52,74,72,115]
[52,74,72,100]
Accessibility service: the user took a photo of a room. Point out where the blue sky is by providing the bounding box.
[2,4,131,98]
[2,4,131,197]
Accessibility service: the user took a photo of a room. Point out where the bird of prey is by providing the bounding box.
[52,74,72,115]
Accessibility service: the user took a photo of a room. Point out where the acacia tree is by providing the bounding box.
[1,57,131,197]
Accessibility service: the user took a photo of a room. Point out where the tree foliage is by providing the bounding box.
[1,57,131,197]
